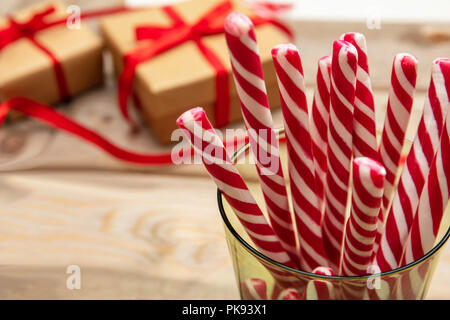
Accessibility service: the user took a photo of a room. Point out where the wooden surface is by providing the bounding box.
[0,170,239,299]
[0,0,449,300]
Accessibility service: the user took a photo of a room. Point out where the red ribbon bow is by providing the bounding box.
[0,7,62,49]
[0,6,69,100]
[119,1,233,128]
[118,0,292,128]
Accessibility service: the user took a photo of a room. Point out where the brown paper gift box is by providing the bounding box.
[0,1,103,118]
[100,0,290,144]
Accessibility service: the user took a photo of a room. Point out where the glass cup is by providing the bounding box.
[218,129,450,300]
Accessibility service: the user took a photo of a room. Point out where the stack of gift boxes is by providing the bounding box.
[0,0,291,144]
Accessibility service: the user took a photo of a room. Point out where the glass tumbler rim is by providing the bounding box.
[217,128,450,281]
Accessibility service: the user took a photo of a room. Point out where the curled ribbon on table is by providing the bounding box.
[0,2,292,166]
[119,0,293,128]
[0,97,251,165]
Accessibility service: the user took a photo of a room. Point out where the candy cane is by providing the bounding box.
[365,278,394,300]
[313,266,334,276]
[224,12,299,266]
[341,33,378,160]
[339,158,385,299]
[393,262,430,299]
[272,43,328,271]
[322,40,358,271]
[304,266,334,300]
[241,278,267,300]
[310,56,332,211]
[342,157,385,276]
[176,107,295,268]
[276,288,301,300]
[376,54,418,245]
[400,102,450,266]
[376,58,450,271]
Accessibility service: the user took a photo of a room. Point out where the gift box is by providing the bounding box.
[0,1,103,118]
[100,0,290,144]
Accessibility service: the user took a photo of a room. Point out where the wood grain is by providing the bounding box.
[0,171,239,299]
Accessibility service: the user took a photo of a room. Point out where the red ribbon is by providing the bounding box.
[118,0,292,128]
[0,97,250,165]
[0,6,70,100]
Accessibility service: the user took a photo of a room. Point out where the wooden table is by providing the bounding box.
[0,0,449,300]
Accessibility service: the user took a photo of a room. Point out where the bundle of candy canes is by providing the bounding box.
[176,12,450,290]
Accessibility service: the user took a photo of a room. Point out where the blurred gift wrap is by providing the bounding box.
[0,1,103,119]
[100,0,290,143]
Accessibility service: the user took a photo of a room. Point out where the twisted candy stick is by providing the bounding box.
[176,107,295,268]
[272,44,328,271]
[401,102,450,266]
[304,266,335,300]
[376,58,450,271]
[340,158,385,299]
[373,54,418,257]
[310,56,332,210]
[377,54,418,218]
[365,278,395,300]
[341,33,378,160]
[342,157,385,276]
[393,261,430,300]
[224,12,299,266]
[322,40,358,271]
[276,288,301,300]
[241,279,267,300]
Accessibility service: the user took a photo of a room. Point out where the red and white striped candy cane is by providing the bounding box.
[313,266,334,276]
[276,288,301,300]
[322,40,358,272]
[365,278,394,300]
[271,43,328,271]
[304,266,334,300]
[393,262,429,299]
[376,58,450,271]
[400,103,450,266]
[241,278,267,300]
[310,56,332,210]
[341,33,378,160]
[340,158,385,300]
[375,54,418,245]
[398,259,433,300]
[342,157,385,276]
[176,107,295,268]
[224,12,299,266]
